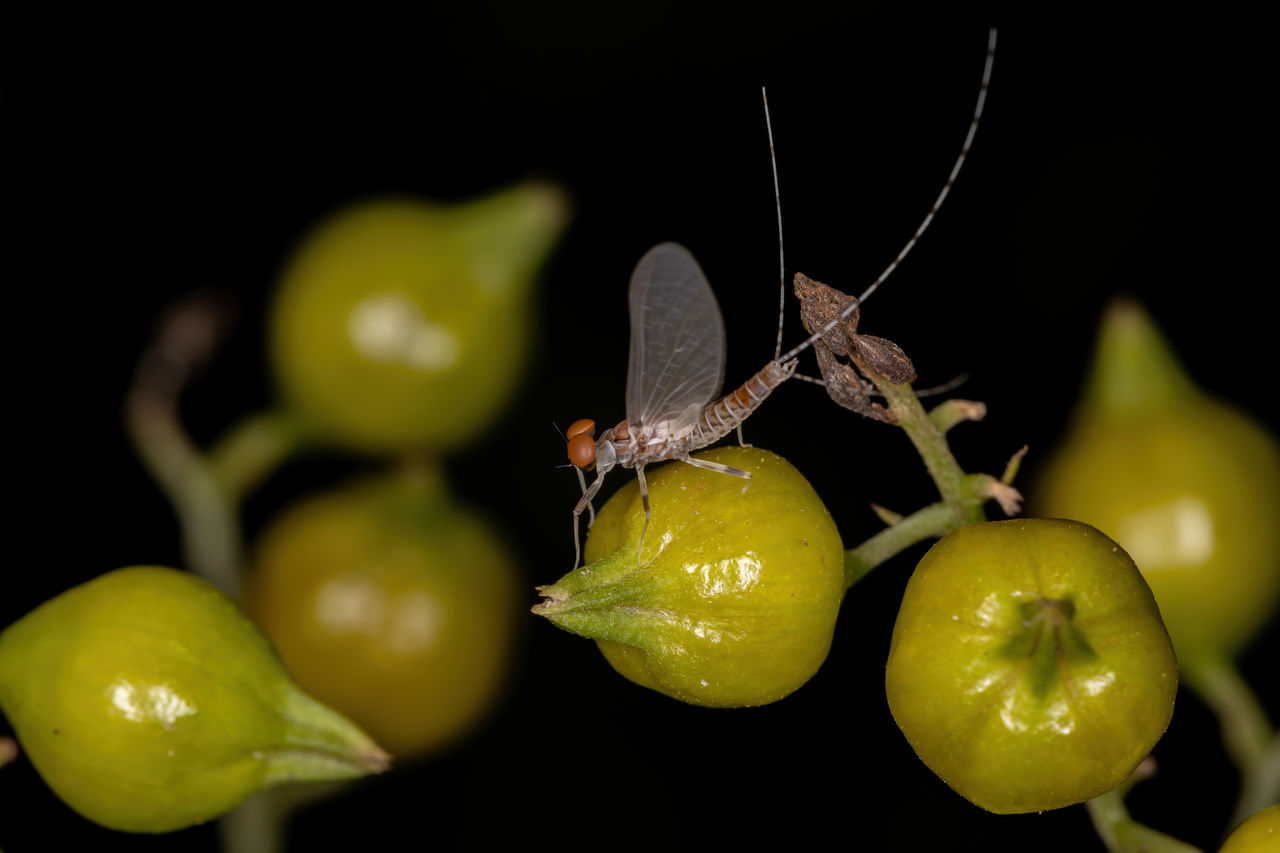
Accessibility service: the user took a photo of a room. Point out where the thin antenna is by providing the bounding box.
[779,27,997,364]
[763,87,786,361]
[790,370,969,398]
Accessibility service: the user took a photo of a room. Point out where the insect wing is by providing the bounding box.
[625,242,726,431]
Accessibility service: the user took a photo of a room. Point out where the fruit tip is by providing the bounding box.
[360,743,394,775]
[530,598,557,618]
[531,583,566,608]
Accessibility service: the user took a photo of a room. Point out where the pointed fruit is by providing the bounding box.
[0,567,389,833]
[534,447,845,708]
[1032,299,1280,667]
[270,181,569,452]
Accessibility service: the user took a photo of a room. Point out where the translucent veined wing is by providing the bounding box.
[625,242,726,430]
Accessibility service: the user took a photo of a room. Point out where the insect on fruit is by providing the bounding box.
[565,242,799,568]
[565,29,997,567]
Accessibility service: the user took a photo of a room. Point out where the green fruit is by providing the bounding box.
[1220,805,1280,853]
[533,447,845,708]
[886,519,1177,814]
[1032,299,1280,668]
[270,182,568,453]
[0,567,388,833]
[244,467,519,760]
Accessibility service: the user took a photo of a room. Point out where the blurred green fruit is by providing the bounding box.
[1220,804,1280,853]
[886,519,1177,814]
[0,567,388,833]
[534,447,845,707]
[1032,299,1280,668]
[270,182,568,453]
[245,467,519,759]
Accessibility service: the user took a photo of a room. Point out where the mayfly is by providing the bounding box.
[565,28,997,568]
[564,242,798,569]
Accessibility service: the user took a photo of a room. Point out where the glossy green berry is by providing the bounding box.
[244,467,520,760]
[270,182,568,453]
[886,519,1177,814]
[1220,805,1280,853]
[0,567,389,833]
[534,447,845,708]
[1033,300,1280,669]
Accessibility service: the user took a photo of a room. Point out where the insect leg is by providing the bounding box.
[574,466,597,528]
[572,468,608,570]
[683,456,752,481]
[635,465,650,565]
[735,424,753,449]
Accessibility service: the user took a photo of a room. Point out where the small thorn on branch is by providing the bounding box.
[1002,445,1029,486]
[928,399,987,434]
[871,503,904,526]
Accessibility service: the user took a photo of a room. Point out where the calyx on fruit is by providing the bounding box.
[886,519,1178,814]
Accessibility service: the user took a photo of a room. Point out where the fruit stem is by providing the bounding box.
[1183,652,1278,826]
[842,354,1016,588]
[1086,774,1203,853]
[125,295,245,599]
[208,409,308,501]
[844,501,961,590]
[220,793,287,853]
[856,351,971,511]
[126,388,243,598]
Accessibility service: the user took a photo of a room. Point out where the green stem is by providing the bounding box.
[221,783,349,853]
[208,409,308,501]
[1184,653,1278,825]
[126,391,243,599]
[1240,737,1280,827]
[844,502,962,590]
[220,793,286,853]
[839,360,996,588]
[1087,786,1203,853]
[875,376,971,510]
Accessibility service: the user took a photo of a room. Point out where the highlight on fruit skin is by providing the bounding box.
[0,566,390,833]
[534,447,846,708]
[244,467,520,760]
[269,181,569,454]
[1032,298,1280,667]
[885,519,1178,814]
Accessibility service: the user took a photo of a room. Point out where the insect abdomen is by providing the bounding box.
[692,359,797,445]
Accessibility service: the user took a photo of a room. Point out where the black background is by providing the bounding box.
[3,7,1276,851]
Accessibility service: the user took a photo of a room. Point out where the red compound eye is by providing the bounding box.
[567,433,597,469]
[565,418,595,441]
